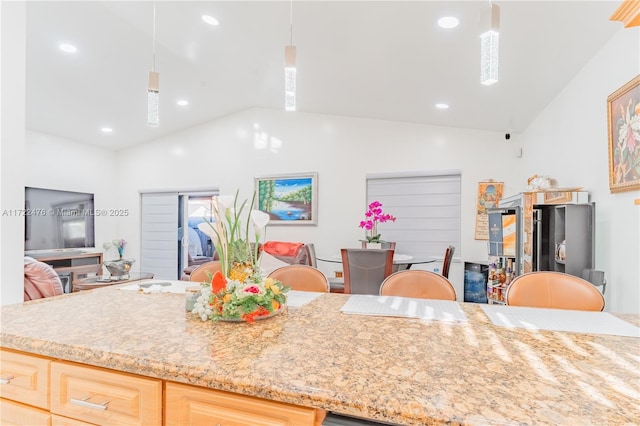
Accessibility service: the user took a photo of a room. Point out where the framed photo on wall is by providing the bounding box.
[254,172,318,225]
[607,73,640,194]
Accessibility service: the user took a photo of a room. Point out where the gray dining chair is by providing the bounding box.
[341,248,394,295]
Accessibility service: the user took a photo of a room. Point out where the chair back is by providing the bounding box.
[23,258,64,301]
[505,271,605,311]
[442,245,455,278]
[306,243,318,268]
[190,261,222,283]
[262,241,312,266]
[267,265,329,292]
[380,270,456,300]
[341,248,394,295]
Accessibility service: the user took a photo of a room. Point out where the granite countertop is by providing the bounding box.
[1,285,639,425]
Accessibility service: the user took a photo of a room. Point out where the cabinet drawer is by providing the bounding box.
[50,361,161,426]
[0,348,50,409]
[0,398,51,425]
[165,381,325,426]
[51,414,98,426]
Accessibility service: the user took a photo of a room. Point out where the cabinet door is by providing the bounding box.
[0,398,51,425]
[165,382,325,426]
[50,361,162,426]
[0,349,50,409]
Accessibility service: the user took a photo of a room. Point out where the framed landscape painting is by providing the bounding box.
[255,172,318,225]
[607,74,640,193]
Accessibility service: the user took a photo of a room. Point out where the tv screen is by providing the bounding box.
[24,187,96,252]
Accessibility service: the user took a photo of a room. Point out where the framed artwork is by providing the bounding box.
[254,172,318,225]
[543,191,574,204]
[607,74,640,193]
[474,181,504,240]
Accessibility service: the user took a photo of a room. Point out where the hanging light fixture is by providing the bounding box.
[284,0,296,111]
[480,2,500,86]
[148,1,159,126]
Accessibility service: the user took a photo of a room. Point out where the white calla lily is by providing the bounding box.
[250,210,270,238]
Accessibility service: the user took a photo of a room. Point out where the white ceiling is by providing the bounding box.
[25,1,622,150]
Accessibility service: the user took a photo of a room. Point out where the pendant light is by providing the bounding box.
[480,2,500,86]
[148,2,159,126]
[284,0,296,111]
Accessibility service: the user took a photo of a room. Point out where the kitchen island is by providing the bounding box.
[1,284,639,425]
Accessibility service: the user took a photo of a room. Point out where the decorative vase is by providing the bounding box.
[363,242,382,249]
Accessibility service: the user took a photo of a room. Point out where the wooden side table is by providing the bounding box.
[73,272,154,292]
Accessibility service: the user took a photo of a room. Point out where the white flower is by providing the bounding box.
[250,210,270,239]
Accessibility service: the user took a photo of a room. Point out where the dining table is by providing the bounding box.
[316,253,436,270]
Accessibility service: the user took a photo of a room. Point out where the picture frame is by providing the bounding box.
[254,172,318,225]
[607,74,640,194]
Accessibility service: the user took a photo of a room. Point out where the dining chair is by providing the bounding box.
[267,264,330,292]
[341,248,394,295]
[505,271,605,311]
[379,270,456,300]
[441,245,455,278]
[189,261,222,283]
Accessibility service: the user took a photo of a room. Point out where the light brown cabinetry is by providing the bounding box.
[165,382,325,426]
[0,349,51,409]
[1,348,325,426]
[0,398,51,425]
[50,361,162,426]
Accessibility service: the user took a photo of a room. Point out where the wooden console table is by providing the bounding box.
[28,251,104,292]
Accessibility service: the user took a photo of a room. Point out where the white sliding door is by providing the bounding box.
[140,192,179,280]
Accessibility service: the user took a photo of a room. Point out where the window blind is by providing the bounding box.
[366,171,461,259]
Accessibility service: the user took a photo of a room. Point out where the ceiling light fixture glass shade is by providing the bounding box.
[148,71,160,126]
[480,3,500,86]
[284,45,297,112]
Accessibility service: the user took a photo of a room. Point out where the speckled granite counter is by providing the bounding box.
[1,286,639,425]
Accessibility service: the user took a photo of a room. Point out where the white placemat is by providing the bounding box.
[480,304,640,338]
[340,295,468,322]
[286,290,324,308]
[119,279,191,293]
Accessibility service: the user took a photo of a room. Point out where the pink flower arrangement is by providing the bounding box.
[359,201,396,243]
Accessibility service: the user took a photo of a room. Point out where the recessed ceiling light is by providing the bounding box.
[176,100,189,107]
[59,43,77,53]
[101,127,113,133]
[202,15,219,26]
[435,103,449,110]
[438,17,459,29]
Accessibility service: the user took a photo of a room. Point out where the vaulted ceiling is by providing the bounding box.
[25,1,622,150]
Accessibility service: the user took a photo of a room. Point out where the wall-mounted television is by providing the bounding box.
[24,187,96,253]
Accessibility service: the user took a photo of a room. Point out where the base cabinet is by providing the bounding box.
[0,399,51,425]
[165,382,326,426]
[1,348,326,426]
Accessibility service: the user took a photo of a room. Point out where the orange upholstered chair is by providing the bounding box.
[379,270,456,300]
[267,265,330,292]
[189,261,222,283]
[262,241,312,266]
[505,271,605,311]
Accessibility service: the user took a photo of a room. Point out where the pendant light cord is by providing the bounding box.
[152,1,157,72]
[289,0,293,45]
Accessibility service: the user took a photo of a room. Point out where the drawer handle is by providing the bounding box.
[0,375,14,385]
[70,396,109,411]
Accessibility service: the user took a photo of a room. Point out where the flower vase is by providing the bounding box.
[363,242,382,249]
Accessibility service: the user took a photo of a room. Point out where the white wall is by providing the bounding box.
[25,131,120,259]
[0,1,26,305]
[116,108,521,298]
[519,27,640,314]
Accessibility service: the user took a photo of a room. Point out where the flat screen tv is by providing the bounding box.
[24,187,95,252]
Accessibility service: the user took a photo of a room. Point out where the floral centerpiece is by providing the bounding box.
[191,192,289,323]
[359,201,396,243]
